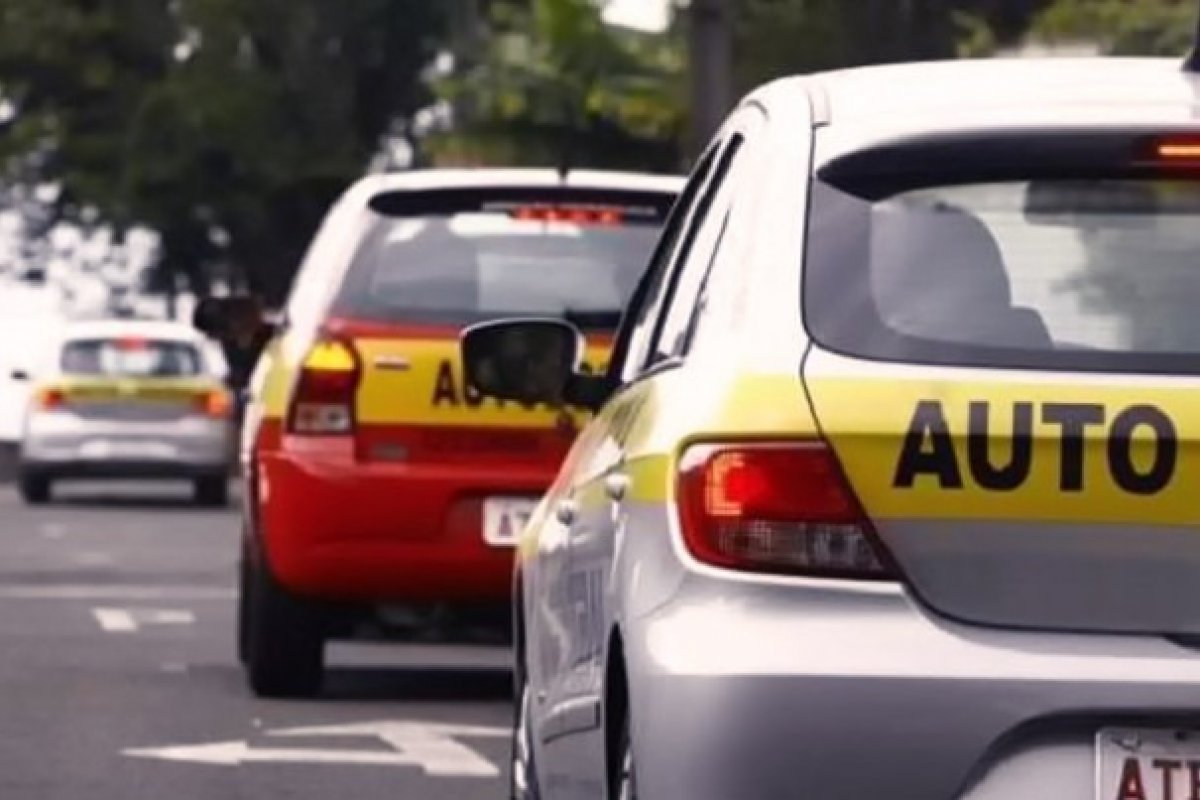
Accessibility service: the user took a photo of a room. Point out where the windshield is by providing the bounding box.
[333,204,665,328]
[60,338,203,378]
[804,174,1200,373]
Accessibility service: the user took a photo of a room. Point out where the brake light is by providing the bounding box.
[35,387,66,411]
[677,442,894,578]
[1157,141,1200,160]
[195,388,232,419]
[511,206,624,225]
[287,336,361,435]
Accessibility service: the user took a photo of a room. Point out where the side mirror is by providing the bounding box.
[462,319,587,407]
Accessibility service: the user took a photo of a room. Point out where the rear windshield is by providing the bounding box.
[61,339,203,378]
[804,137,1200,374]
[333,190,673,328]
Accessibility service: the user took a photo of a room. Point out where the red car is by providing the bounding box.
[200,169,682,697]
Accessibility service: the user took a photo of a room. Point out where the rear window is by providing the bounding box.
[333,189,674,328]
[61,338,203,378]
[804,133,1200,373]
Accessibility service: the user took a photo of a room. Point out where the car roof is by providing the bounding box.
[762,57,1200,132]
[58,318,203,344]
[346,168,686,200]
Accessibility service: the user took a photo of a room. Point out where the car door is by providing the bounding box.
[539,108,768,800]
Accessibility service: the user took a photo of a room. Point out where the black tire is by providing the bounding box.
[194,475,228,507]
[613,718,637,800]
[511,659,542,800]
[18,473,51,505]
[244,558,325,698]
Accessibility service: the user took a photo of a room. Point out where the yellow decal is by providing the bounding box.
[356,338,609,428]
[808,379,1200,525]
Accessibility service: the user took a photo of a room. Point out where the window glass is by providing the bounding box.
[60,339,202,378]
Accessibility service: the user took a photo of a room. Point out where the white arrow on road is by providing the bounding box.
[124,720,508,777]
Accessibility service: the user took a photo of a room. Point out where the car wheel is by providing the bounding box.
[244,558,325,698]
[18,473,51,505]
[193,475,228,507]
[613,718,637,800]
[511,668,542,800]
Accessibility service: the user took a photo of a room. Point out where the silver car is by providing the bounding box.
[18,320,233,506]
[461,56,1200,800]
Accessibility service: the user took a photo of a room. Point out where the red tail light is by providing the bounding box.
[35,387,66,411]
[287,336,361,435]
[677,442,894,579]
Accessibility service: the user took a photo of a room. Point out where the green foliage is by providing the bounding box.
[431,0,684,171]
[0,0,449,302]
[1032,0,1194,55]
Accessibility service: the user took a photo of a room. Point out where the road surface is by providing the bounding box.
[0,480,512,800]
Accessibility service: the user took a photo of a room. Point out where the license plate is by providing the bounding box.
[81,440,171,460]
[482,497,538,547]
[1097,728,1200,800]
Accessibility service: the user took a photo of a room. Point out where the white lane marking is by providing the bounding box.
[124,720,508,776]
[0,585,233,600]
[92,607,195,633]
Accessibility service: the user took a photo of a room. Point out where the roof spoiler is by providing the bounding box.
[1185,1,1200,72]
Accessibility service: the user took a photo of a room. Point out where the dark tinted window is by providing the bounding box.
[805,136,1200,373]
[61,339,202,377]
[333,190,674,329]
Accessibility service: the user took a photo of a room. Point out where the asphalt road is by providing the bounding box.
[0,479,512,800]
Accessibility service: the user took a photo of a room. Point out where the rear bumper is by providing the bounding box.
[21,413,231,472]
[257,445,553,604]
[19,460,226,480]
[625,577,1200,800]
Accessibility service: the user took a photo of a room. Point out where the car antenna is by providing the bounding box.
[1185,0,1200,72]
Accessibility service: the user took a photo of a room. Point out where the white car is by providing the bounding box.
[17,319,233,505]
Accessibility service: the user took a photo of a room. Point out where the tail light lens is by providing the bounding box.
[677,442,894,579]
[287,336,361,435]
[35,387,66,411]
[195,388,232,419]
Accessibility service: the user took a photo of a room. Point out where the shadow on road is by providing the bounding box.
[321,666,512,702]
[48,494,227,512]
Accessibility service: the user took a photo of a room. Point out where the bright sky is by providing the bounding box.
[603,0,670,32]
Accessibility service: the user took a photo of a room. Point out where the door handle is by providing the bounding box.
[556,498,579,526]
[605,473,630,502]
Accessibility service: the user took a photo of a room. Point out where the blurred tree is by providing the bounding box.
[431,0,685,171]
[0,0,449,304]
[731,0,1056,92]
[1031,0,1194,55]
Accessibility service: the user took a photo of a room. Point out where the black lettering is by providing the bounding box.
[1187,760,1200,800]
[1108,405,1177,495]
[1154,759,1182,800]
[967,401,1033,490]
[1041,403,1104,491]
[894,401,962,489]
[432,361,458,406]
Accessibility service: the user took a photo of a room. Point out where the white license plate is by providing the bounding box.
[1097,728,1200,800]
[482,497,538,547]
[81,440,171,460]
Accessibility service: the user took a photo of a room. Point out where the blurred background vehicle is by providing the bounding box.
[17,319,233,506]
[197,168,682,698]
